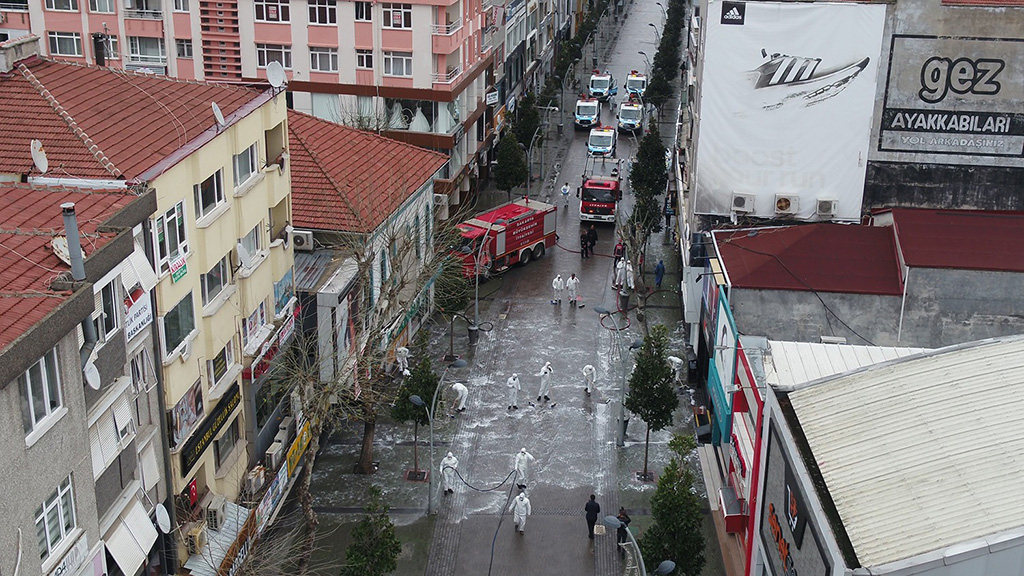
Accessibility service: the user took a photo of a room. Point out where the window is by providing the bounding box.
[201,255,229,306]
[128,36,166,64]
[255,0,290,22]
[354,1,371,21]
[256,372,289,429]
[383,51,412,76]
[48,32,82,56]
[19,348,62,435]
[256,44,292,69]
[175,38,193,58]
[356,49,373,69]
[310,47,338,72]
[242,301,267,347]
[93,280,120,341]
[105,36,120,59]
[233,143,258,187]
[309,0,336,24]
[89,0,114,12]
[382,3,412,28]
[214,418,239,468]
[162,293,195,356]
[207,340,234,387]
[193,170,225,219]
[414,215,421,259]
[174,0,189,10]
[380,249,388,282]
[240,224,263,262]
[153,200,188,274]
[46,0,78,10]
[35,476,76,562]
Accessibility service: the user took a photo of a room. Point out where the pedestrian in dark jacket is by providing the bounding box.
[585,494,601,539]
[580,228,590,258]
[654,259,665,288]
[586,225,598,256]
[616,507,632,557]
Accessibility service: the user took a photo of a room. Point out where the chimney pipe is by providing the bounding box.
[62,203,98,360]
[91,33,107,66]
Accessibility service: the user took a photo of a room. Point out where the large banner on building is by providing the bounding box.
[878,35,1024,164]
[693,1,886,221]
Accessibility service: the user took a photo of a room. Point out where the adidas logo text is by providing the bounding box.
[724,7,742,19]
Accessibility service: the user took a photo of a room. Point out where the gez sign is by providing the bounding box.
[879,35,1024,160]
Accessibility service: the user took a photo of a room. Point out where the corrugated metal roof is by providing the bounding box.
[182,501,250,576]
[294,251,336,292]
[786,335,1024,567]
[765,340,927,387]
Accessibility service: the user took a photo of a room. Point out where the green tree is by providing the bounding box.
[644,71,673,110]
[494,131,529,200]
[390,358,440,477]
[629,124,668,199]
[513,91,542,148]
[339,486,402,576]
[639,434,705,576]
[623,324,678,478]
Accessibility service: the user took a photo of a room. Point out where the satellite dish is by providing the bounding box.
[236,241,253,269]
[211,101,226,127]
[31,139,49,174]
[52,236,72,266]
[84,361,101,390]
[266,61,287,88]
[155,504,172,534]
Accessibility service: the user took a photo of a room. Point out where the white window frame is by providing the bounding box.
[256,44,292,69]
[105,36,120,60]
[93,280,120,342]
[89,0,114,13]
[193,169,225,220]
[175,38,193,58]
[382,3,412,28]
[35,475,76,562]
[174,0,189,10]
[200,254,230,307]
[233,143,258,188]
[213,417,240,469]
[242,301,268,348]
[310,47,338,72]
[308,0,337,24]
[161,292,195,358]
[254,0,290,22]
[46,0,78,10]
[20,348,63,436]
[383,51,412,77]
[240,224,263,262]
[356,49,373,69]
[206,339,234,388]
[354,1,371,21]
[48,32,82,56]
[152,200,188,275]
[128,36,166,63]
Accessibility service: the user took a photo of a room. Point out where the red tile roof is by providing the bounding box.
[714,224,903,296]
[287,111,448,233]
[0,183,135,351]
[877,208,1024,273]
[0,56,263,181]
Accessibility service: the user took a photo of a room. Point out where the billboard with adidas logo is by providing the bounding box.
[692,1,886,222]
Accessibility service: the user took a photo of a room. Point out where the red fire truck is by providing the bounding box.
[578,156,623,223]
[453,197,557,277]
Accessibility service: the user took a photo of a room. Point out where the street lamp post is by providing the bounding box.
[638,50,651,77]
[655,1,667,20]
[595,306,643,447]
[409,358,467,514]
[603,515,676,576]
[558,58,580,135]
[648,22,661,45]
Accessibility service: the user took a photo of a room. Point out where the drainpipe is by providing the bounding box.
[142,215,180,575]
[62,203,97,365]
[897,268,909,343]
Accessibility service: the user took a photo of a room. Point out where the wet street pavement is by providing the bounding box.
[306,1,726,574]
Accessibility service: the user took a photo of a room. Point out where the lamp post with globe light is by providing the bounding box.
[409,358,467,514]
[603,515,676,576]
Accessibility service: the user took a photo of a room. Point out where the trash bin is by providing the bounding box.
[557,123,564,135]
[617,288,630,311]
[467,324,480,346]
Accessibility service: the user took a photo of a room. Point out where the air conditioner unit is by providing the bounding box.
[292,229,314,252]
[774,194,798,215]
[245,466,266,496]
[186,523,208,554]
[820,335,847,345]
[278,416,295,438]
[816,198,837,217]
[731,192,755,213]
[433,193,450,221]
[206,494,227,531]
[265,440,284,470]
[274,428,290,446]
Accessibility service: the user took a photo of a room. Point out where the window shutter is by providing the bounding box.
[140,442,159,491]
[90,426,105,477]
[113,393,135,439]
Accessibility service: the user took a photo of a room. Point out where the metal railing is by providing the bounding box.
[430,19,463,35]
[127,54,168,65]
[432,64,461,84]
[124,9,163,19]
[0,1,29,10]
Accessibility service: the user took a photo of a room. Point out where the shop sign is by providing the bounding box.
[286,420,312,477]
[255,462,290,537]
[246,313,296,382]
[123,289,153,342]
[168,379,204,450]
[170,254,187,283]
[48,533,87,576]
[486,90,499,105]
[180,383,241,473]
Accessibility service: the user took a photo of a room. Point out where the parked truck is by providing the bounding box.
[452,198,557,277]
[578,156,623,223]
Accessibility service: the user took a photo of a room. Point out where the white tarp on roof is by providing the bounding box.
[786,335,1024,567]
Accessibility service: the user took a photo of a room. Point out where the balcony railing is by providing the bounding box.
[432,64,462,84]
[0,1,29,10]
[124,9,163,19]
[127,54,168,66]
[430,19,463,35]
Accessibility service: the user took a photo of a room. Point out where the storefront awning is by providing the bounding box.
[105,499,158,576]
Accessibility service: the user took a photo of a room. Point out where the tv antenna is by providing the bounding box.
[211,101,226,129]
[31,139,48,174]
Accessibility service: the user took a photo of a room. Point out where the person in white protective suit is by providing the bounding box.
[614,259,627,289]
[581,364,596,396]
[451,382,469,412]
[395,346,410,374]
[513,447,536,489]
[536,361,554,402]
[440,452,459,494]
[509,491,532,534]
[566,273,581,307]
[507,373,521,410]
[551,274,565,304]
[667,356,685,386]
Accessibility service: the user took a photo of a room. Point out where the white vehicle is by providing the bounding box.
[625,70,648,97]
[617,99,643,132]
[574,97,601,130]
[588,70,618,101]
[587,126,617,157]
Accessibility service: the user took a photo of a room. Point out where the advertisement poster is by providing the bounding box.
[169,379,204,449]
[693,1,886,221]
[879,35,1024,163]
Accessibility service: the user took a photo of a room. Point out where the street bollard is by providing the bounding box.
[558,123,564,135]
[467,324,480,346]
[617,288,630,312]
